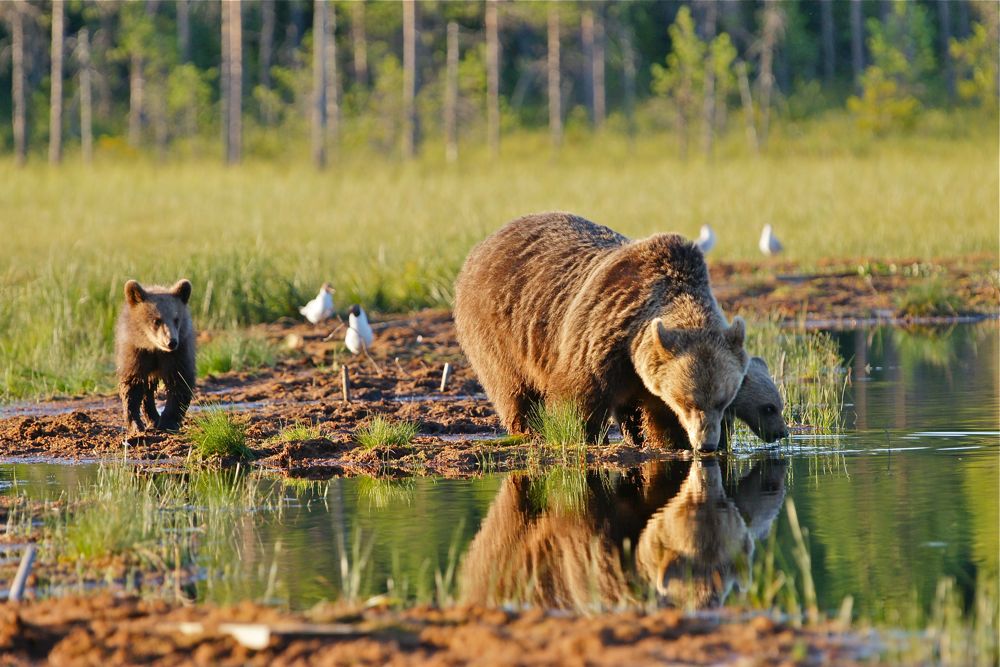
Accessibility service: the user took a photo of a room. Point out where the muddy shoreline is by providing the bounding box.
[0,257,996,477]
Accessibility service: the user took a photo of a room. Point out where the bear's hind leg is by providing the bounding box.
[496,385,541,435]
[615,402,646,447]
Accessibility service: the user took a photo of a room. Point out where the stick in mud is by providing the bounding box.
[341,365,351,403]
[440,362,452,392]
[9,544,36,602]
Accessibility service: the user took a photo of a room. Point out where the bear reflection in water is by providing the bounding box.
[459,457,787,612]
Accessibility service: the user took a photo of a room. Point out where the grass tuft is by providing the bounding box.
[197,331,280,377]
[186,409,253,461]
[895,279,967,318]
[271,421,322,443]
[529,401,588,451]
[354,416,419,450]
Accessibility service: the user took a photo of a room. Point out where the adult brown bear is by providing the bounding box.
[454,212,748,453]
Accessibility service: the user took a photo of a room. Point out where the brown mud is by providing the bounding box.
[0,593,877,666]
[0,256,995,477]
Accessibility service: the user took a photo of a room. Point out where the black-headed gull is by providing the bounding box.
[300,283,335,324]
[695,224,715,253]
[759,224,782,256]
[345,304,374,354]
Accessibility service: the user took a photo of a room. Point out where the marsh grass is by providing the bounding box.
[197,330,281,377]
[356,475,416,510]
[526,466,590,517]
[270,421,322,443]
[354,416,419,450]
[895,279,967,318]
[528,401,589,456]
[1,120,995,402]
[740,317,848,436]
[185,409,253,461]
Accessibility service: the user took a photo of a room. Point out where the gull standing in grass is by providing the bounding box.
[299,283,335,324]
[695,224,716,253]
[759,224,783,256]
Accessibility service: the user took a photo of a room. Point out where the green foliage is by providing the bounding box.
[529,401,587,451]
[895,279,966,318]
[197,330,280,378]
[848,1,935,135]
[272,422,322,443]
[951,20,1000,110]
[186,410,253,461]
[355,416,419,450]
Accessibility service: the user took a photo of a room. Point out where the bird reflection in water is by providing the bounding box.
[459,457,787,612]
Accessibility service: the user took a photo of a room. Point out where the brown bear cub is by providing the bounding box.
[454,212,749,453]
[726,357,789,443]
[115,279,196,438]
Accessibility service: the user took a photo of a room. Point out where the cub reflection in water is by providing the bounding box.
[459,458,787,612]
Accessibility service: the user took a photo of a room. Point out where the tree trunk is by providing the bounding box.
[11,0,26,166]
[592,7,605,128]
[326,1,340,143]
[445,21,459,162]
[957,0,970,39]
[938,0,955,100]
[79,28,93,164]
[402,0,416,158]
[178,0,190,63]
[701,0,717,158]
[129,50,144,147]
[49,0,64,164]
[820,0,835,83]
[547,6,561,149]
[226,0,242,164]
[485,0,499,157]
[581,9,594,125]
[221,0,230,155]
[260,0,274,87]
[620,20,636,142]
[312,0,327,168]
[850,0,864,88]
[736,61,759,154]
[758,0,781,150]
[351,1,368,87]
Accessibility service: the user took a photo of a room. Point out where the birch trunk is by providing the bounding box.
[621,20,636,142]
[547,6,561,149]
[178,0,190,63]
[402,0,416,158]
[351,1,368,87]
[312,0,327,168]
[260,0,274,88]
[11,0,26,165]
[326,1,340,142]
[49,0,64,164]
[758,0,781,150]
[485,0,499,157]
[850,0,864,87]
[221,0,229,155]
[592,8,605,128]
[820,0,835,83]
[736,61,759,154]
[938,0,955,100]
[79,28,93,163]
[581,9,594,125]
[701,0,717,158]
[226,0,242,164]
[445,21,459,163]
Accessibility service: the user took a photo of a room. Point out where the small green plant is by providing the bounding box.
[186,409,253,460]
[354,416,419,450]
[271,421,322,443]
[895,279,966,318]
[529,401,588,452]
[197,330,279,377]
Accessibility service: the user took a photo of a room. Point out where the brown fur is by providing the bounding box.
[726,356,788,443]
[115,279,196,437]
[458,459,787,611]
[454,212,748,452]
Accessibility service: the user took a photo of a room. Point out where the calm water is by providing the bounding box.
[2,322,997,619]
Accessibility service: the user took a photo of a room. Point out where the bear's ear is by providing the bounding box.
[748,356,768,373]
[726,317,746,349]
[653,318,685,357]
[170,279,192,304]
[124,280,146,306]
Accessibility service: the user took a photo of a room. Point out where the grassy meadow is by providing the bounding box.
[1,115,997,401]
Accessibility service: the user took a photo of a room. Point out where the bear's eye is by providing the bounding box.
[153,318,163,327]
[762,404,776,415]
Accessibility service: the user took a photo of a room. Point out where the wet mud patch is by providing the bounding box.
[0,593,875,666]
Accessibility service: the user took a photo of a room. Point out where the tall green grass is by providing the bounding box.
[1,118,995,401]
[354,416,419,450]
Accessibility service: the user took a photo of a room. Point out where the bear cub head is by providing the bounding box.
[123,279,193,353]
[642,317,749,453]
[731,357,788,443]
